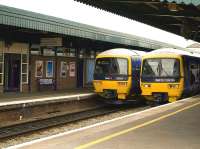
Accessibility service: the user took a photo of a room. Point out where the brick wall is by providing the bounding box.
[56,57,77,90]
[30,55,77,92]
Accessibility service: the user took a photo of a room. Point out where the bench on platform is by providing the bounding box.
[37,78,56,91]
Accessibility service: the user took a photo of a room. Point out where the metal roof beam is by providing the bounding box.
[105,0,161,4]
[145,3,159,10]
[75,0,200,42]
[145,14,200,19]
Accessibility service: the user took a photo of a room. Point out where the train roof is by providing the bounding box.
[146,48,200,58]
[97,48,146,57]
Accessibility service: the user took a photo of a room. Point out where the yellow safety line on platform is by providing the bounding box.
[75,101,200,149]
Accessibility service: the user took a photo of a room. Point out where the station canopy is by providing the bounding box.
[0,4,187,50]
[75,0,200,42]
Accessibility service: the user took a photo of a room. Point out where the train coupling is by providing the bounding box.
[153,93,168,104]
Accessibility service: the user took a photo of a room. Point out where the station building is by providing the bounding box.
[0,5,174,94]
[0,34,101,93]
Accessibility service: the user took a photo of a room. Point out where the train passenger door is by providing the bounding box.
[130,56,141,95]
[4,54,21,92]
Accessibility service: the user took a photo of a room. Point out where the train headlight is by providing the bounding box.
[93,81,102,85]
[143,84,151,88]
[168,84,179,89]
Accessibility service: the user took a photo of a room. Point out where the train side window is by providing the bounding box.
[190,63,197,85]
[190,71,195,85]
[190,64,194,69]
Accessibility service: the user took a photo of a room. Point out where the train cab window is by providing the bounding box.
[112,58,128,75]
[143,60,159,77]
[161,59,179,77]
[190,64,198,85]
[94,58,128,79]
[95,58,111,74]
[142,58,180,79]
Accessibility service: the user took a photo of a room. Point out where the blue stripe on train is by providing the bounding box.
[130,56,142,95]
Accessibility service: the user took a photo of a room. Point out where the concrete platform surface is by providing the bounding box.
[0,88,95,108]
[7,95,200,149]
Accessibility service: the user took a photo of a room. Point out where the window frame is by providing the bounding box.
[21,54,29,84]
[0,52,4,85]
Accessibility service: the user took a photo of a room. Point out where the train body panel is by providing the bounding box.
[182,55,200,96]
[141,81,184,102]
[93,55,132,100]
[93,48,145,102]
[141,48,200,103]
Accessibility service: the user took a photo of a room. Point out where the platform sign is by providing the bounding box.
[43,48,55,56]
[40,37,62,47]
[30,44,41,55]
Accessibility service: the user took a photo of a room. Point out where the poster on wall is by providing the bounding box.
[60,61,67,78]
[69,62,76,77]
[35,61,43,77]
[46,61,54,78]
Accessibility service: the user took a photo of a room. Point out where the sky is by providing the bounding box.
[0,0,196,48]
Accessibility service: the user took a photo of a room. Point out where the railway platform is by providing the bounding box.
[0,88,98,129]
[0,88,95,109]
[8,95,200,149]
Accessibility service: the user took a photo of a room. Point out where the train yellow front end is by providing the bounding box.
[141,53,184,103]
[93,48,144,104]
[93,55,132,101]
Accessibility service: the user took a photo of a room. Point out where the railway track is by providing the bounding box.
[0,103,147,140]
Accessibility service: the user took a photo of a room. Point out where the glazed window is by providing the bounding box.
[94,58,128,75]
[142,58,180,78]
